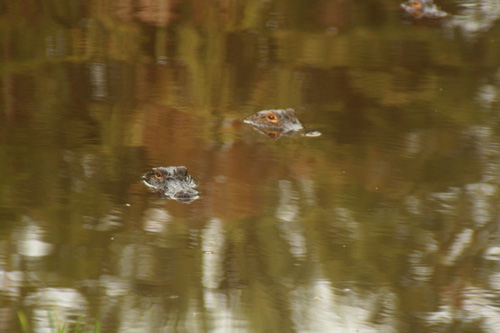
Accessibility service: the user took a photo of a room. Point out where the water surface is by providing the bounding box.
[2,0,500,332]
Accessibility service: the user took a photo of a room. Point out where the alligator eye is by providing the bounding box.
[154,169,164,180]
[267,132,278,139]
[409,0,422,9]
[266,112,279,123]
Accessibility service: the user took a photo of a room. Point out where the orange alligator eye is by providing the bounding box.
[154,169,164,180]
[266,112,279,123]
[410,0,422,9]
[267,131,278,139]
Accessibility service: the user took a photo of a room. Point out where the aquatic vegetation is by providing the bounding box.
[18,310,101,333]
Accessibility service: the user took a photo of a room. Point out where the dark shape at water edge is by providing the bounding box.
[142,166,199,203]
[400,0,448,19]
[243,108,321,140]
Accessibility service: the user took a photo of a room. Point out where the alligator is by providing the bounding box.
[400,0,448,19]
[243,108,321,140]
[142,166,199,203]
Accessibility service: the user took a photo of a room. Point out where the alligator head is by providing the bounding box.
[243,108,321,140]
[400,0,447,19]
[142,166,199,203]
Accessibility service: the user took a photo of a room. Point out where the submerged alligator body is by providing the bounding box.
[400,0,448,19]
[142,166,199,203]
[243,108,321,140]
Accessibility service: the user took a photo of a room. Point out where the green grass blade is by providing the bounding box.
[74,316,84,333]
[17,311,30,333]
[93,320,101,333]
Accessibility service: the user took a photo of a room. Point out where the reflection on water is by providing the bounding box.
[16,217,54,258]
[26,288,88,332]
[2,0,500,331]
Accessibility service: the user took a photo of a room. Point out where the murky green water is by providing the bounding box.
[2,0,500,332]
